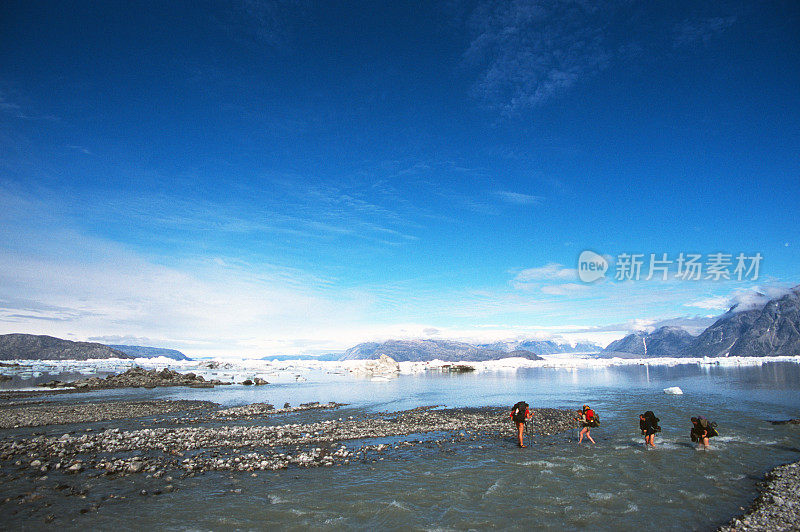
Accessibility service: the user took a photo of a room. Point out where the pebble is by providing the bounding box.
[0,399,216,429]
[0,405,577,477]
[719,461,800,531]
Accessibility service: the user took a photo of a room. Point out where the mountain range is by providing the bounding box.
[600,327,696,358]
[600,286,800,358]
[0,334,191,361]
[478,339,601,354]
[0,334,132,361]
[107,345,191,361]
[340,339,544,362]
[685,286,800,357]
[3,286,797,361]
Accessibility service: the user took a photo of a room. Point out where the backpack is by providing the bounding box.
[511,401,529,423]
[591,412,600,427]
[697,417,719,438]
[644,411,660,432]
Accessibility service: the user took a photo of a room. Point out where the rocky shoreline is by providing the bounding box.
[0,403,576,476]
[0,399,217,429]
[719,460,800,531]
[37,366,232,390]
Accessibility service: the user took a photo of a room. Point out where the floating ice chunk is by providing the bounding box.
[663,386,683,395]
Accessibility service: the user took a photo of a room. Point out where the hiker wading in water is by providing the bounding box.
[639,411,661,448]
[690,416,718,449]
[577,405,597,444]
[510,401,532,447]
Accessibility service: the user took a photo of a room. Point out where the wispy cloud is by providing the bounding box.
[0,93,21,113]
[0,90,57,121]
[216,0,308,50]
[65,145,92,155]
[685,285,794,313]
[540,283,588,296]
[464,0,613,114]
[494,190,543,205]
[461,2,740,114]
[685,295,730,310]
[672,16,737,48]
[514,263,577,282]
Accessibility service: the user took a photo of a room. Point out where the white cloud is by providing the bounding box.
[493,190,543,205]
[540,283,588,296]
[685,285,795,314]
[515,263,577,282]
[685,295,731,310]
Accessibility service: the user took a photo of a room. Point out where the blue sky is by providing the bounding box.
[1,1,798,356]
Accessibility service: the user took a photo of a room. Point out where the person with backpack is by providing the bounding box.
[639,411,661,447]
[577,404,597,444]
[510,401,532,447]
[690,416,718,449]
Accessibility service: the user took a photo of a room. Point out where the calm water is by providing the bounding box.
[3,362,799,530]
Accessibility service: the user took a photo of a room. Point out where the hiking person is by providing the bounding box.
[690,416,717,449]
[577,404,597,444]
[639,411,660,447]
[510,401,532,447]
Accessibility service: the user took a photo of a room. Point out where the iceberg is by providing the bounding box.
[663,386,683,395]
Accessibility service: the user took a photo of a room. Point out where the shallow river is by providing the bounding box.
[3,362,800,530]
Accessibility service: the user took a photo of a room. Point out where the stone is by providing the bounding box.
[127,460,145,474]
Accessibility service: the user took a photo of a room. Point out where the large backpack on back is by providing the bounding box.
[511,401,529,423]
[644,411,660,432]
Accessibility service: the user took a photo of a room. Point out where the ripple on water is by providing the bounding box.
[678,489,710,500]
[268,493,288,504]
[483,479,502,497]
[588,491,616,501]
[519,459,559,468]
[388,500,411,511]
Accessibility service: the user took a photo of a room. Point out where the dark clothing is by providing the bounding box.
[640,419,658,436]
[640,412,660,436]
[698,418,717,438]
[511,402,530,424]
[691,417,716,441]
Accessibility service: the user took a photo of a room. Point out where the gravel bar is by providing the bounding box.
[0,400,218,428]
[0,405,577,475]
[719,460,800,531]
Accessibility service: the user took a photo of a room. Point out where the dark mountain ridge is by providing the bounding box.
[601,286,800,358]
[685,287,800,357]
[600,327,695,358]
[0,334,132,361]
